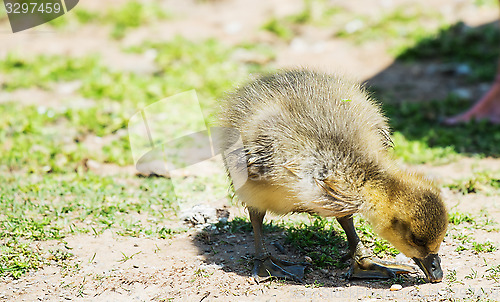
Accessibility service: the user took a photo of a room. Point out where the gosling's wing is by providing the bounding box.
[378,127,393,149]
[291,176,362,217]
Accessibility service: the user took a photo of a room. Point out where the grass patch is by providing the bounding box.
[397,22,500,82]
[373,20,500,161]
[125,37,260,105]
[390,132,458,164]
[285,216,346,268]
[485,265,500,282]
[211,215,401,270]
[445,269,461,285]
[286,0,343,26]
[261,0,343,41]
[355,217,400,257]
[216,216,284,234]
[262,18,295,41]
[0,35,272,278]
[0,173,179,241]
[0,102,128,172]
[449,212,476,225]
[0,4,7,22]
[471,241,497,253]
[0,54,101,91]
[1,41,235,105]
[451,233,497,253]
[104,0,171,39]
[48,0,171,39]
[335,7,442,56]
[448,211,497,231]
[445,171,500,195]
[474,0,498,6]
[285,216,400,268]
[0,37,270,171]
[0,172,181,277]
[383,94,500,160]
[0,239,44,279]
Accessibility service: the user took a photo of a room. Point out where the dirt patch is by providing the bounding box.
[2,191,498,301]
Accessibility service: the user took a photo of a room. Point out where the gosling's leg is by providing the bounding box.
[249,207,306,283]
[337,215,417,279]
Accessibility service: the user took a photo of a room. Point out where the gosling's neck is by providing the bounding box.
[359,168,437,229]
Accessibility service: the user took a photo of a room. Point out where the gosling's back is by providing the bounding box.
[219,70,392,216]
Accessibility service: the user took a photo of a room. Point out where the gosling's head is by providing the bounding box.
[366,177,448,282]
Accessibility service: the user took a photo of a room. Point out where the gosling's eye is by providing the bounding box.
[411,234,426,246]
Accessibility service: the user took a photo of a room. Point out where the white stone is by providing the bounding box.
[390,284,402,291]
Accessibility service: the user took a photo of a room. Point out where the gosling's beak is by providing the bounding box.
[412,254,443,283]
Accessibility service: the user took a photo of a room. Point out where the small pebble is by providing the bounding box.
[304,256,313,263]
[390,284,402,291]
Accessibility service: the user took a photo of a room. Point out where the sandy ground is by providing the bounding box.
[1,0,500,301]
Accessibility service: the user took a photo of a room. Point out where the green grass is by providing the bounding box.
[464,268,479,279]
[336,7,443,56]
[48,0,171,39]
[73,9,101,24]
[449,211,497,230]
[104,0,171,39]
[0,239,44,279]
[445,269,460,285]
[0,37,271,173]
[449,212,477,225]
[262,18,295,41]
[283,0,344,26]
[285,215,399,268]
[485,265,500,282]
[445,171,500,195]
[448,210,498,246]
[382,94,500,160]
[341,6,500,162]
[0,35,270,280]
[354,217,400,257]
[261,0,343,41]
[1,37,249,105]
[0,4,7,22]
[125,37,268,105]
[451,232,498,253]
[285,216,346,268]
[471,241,497,253]
[398,22,500,82]
[215,216,284,234]
[390,132,458,165]
[474,0,498,6]
[0,172,180,278]
[206,214,408,272]
[0,173,179,238]
[0,102,129,172]
[0,54,102,91]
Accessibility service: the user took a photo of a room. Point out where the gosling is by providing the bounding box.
[218,70,448,283]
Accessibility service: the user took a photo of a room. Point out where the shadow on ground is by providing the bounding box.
[368,21,500,157]
[192,216,426,289]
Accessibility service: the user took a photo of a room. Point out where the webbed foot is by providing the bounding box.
[347,244,418,279]
[253,255,307,283]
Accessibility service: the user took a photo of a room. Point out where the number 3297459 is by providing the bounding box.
[5,2,62,14]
